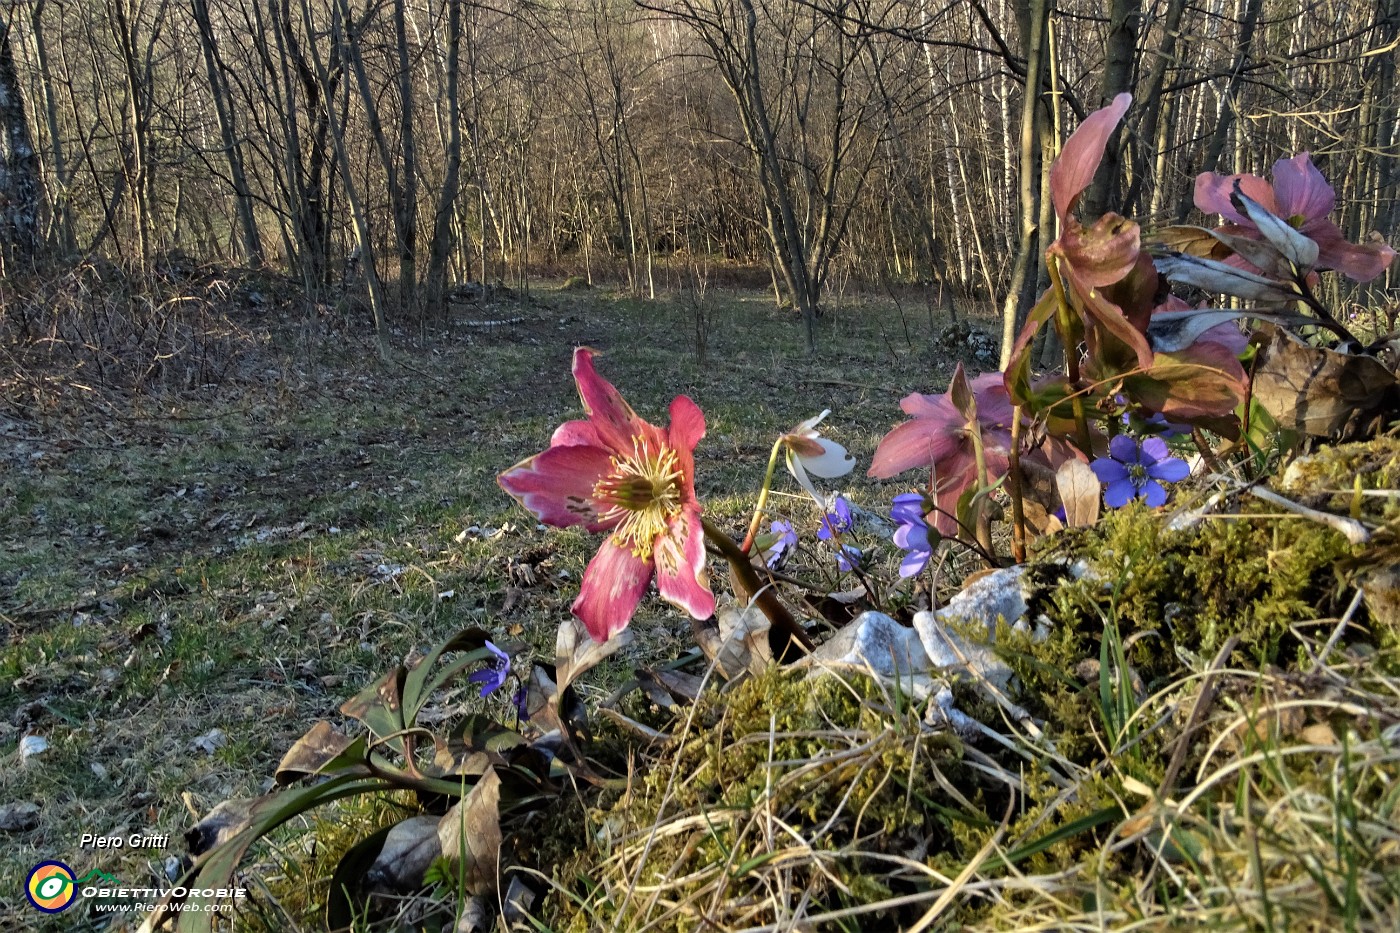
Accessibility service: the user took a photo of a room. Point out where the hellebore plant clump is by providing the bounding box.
[154,94,1396,932]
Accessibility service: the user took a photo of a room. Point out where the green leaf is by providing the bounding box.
[981,804,1125,873]
[401,627,492,723]
[1122,351,1247,419]
[164,775,394,933]
[1006,287,1062,407]
[340,667,408,752]
[325,824,394,932]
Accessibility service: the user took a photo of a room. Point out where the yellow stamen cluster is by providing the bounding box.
[594,436,684,559]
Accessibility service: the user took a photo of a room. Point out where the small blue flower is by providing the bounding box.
[818,496,853,540]
[890,493,936,578]
[890,492,926,526]
[468,640,511,697]
[763,520,798,569]
[512,684,530,720]
[836,544,863,573]
[1090,435,1190,508]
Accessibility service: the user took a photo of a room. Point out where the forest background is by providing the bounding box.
[1,0,1397,348]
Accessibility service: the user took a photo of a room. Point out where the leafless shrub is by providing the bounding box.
[0,258,275,416]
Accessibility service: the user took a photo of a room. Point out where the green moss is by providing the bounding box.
[1279,437,1400,525]
[548,667,969,931]
[1008,498,1355,742]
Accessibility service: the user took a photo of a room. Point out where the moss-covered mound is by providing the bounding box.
[547,439,1400,931]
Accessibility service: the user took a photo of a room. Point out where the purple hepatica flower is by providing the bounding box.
[1091,435,1190,509]
[836,544,863,573]
[818,496,853,541]
[763,520,798,569]
[468,640,511,697]
[891,493,936,578]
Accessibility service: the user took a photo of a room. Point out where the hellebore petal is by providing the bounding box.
[868,414,962,479]
[573,536,654,643]
[871,374,1015,537]
[497,443,616,532]
[781,410,856,504]
[653,510,714,622]
[1195,153,1396,282]
[1271,153,1335,222]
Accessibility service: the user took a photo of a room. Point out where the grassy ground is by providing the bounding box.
[1,273,986,930]
[7,271,1397,932]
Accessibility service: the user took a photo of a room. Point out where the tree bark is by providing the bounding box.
[0,13,40,262]
[426,0,463,312]
[1084,0,1139,218]
[998,0,1049,368]
[191,0,264,266]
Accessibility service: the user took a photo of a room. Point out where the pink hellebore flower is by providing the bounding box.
[867,371,1013,536]
[1195,153,1396,282]
[498,348,714,642]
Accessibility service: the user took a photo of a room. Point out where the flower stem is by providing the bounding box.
[740,437,786,554]
[967,423,994,556]
[1008,405,1028,563]
[701,514,813,657]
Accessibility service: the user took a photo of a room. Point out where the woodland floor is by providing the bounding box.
[0,274,995,931]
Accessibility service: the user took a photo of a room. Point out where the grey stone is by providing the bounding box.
[912,566,1036,689]
[804,610,928,677]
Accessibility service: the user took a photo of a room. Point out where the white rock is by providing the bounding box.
[912,566,1034,689]
[802,611,928,678]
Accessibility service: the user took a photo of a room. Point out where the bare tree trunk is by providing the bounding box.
[271,0,335,291]
[391,0,417,310]
[1123,0,1187,218]
[426,0,463,312]
[27,2,71,253]
[1174,0,1263,221]
[191,0,264,266]
[0,13,41,262]
[336,0,414,313]
[1370,0,1400,247]
[999,0,1049,367]
[301,0,387,354]
[1084,0,1139,217]
[108,0,166,264]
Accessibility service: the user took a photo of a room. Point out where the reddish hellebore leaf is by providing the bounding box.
[1056,212,1141,288]
[1121,347,1248,420]
[1064,263,1155,371]
[1050,92,1132,224]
